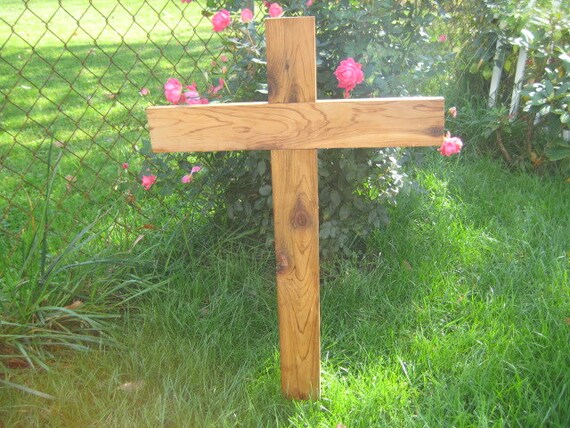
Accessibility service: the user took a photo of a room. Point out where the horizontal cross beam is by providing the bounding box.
[147,97,444,152]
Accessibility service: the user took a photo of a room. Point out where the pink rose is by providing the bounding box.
[139,87,149,96]
[141,175,157,190]
[184,83,209,105]
[268,3,283,17]
[122,162,129,170]
[184,91,209,104]
[209,78,225,95]
[334,58,365,98]
[181,0,192,3]
[241,8,253,23]
[181,166,202,183]
[220,54,228,62]
[439,135,463,156]
[448,106,458,118]
[438,34,447,42]
[306,0,313,6]
[212,9,231,32]
[184,87,200,104]
[164,78,182,104]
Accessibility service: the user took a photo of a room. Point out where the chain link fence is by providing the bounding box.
[1,0,259,272]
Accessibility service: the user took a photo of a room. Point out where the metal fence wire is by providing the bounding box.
[1,1,258,269]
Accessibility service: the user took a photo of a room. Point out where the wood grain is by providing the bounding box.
[147,97,444,152]
[271,149,320,400]
[266,17,316,104]
[267,17,320,400]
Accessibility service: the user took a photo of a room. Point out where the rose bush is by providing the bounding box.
[439,0,568,171]
[140,1,462,257]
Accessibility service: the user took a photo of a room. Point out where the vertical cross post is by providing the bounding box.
[267,17,320,400]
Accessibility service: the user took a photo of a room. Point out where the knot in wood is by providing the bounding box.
[276,252,289,274]
[428,126,444,137]
[294,210,309,228]
[291,198,312,229]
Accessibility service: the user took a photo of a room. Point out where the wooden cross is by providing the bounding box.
[147,16,443,400]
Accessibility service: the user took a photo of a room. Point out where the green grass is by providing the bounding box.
[0,0,227,396]
[0,0,224,267]
[2,155,569,426]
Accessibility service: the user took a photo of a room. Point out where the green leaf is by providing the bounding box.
[255,160,267,177]
[178,159,191,171]
[258,184,272,196]
[339,203,352,221]
[539,104,552,116]
[546,142,570,161]
[559,53,570,64]
[521,28,535,44]
[545,80,554,97]
[329,190,341,210]
[0,379,56,401]
[320,221,332,239]
[139,138,154,157]
[254,198,265,210]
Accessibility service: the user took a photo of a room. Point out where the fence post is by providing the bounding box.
[509,46,528,117]
[488,39,504,108]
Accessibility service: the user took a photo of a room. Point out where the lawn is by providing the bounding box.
[0,0,223,267]
[2,155,569,426]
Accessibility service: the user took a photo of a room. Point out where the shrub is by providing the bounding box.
[141,1,457,257]
[442,0,569,172]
